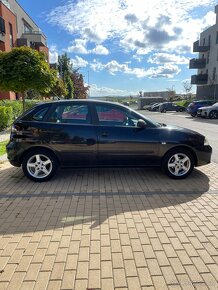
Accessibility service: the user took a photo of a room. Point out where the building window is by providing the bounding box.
[216,32,218,44]
[207,51,210,64]
[208,35,211,46]
[0,16,6,34]
[203,38,205,46]
[9,23,13,47]
[213,67,216,81]
[23,21,32,33]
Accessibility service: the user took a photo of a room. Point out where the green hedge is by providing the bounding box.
[0,100,37,131]
[0,106,13,131]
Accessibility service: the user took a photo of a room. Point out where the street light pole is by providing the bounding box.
[88,70,90,98]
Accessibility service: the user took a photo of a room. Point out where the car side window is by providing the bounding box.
[48,104,91,124]
[32,107,49,121]
[96,105,138,127]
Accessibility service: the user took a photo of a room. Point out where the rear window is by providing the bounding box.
[32,107,49,121]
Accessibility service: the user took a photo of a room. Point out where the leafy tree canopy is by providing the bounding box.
[0,47,56,94]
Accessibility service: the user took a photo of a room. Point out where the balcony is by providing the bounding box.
[189,58,206,69]
[193,40,210,52]
[191,74,208,85]
[21,31,47,46]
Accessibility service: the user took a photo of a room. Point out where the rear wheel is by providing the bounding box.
[191,113,196,117]
[209,110,218,119]
[22,149,58,182]
[162,148,195,179]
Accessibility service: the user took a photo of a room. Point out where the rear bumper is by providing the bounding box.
[195,145,212,166]
[6,141,22,167]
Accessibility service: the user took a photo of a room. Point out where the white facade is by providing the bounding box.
[190,5,218,100]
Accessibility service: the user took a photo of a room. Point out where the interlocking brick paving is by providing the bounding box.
[0,162,218,289]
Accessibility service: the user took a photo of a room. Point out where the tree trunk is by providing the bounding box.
[22,91,27,113]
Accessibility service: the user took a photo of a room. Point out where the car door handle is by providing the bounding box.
[101,131,109,137]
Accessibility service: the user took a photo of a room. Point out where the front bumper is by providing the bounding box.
[195,145,212,166]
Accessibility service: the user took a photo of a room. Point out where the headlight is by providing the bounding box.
[204,137,209,146]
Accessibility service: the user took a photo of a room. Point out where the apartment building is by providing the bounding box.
[0,0,48,100]
[190,4,218,100]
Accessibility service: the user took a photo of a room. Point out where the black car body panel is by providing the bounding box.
[7,100,212,178]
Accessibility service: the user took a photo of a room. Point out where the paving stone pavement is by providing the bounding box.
[0,162,218,289]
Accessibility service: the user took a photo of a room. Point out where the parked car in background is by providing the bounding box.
[159,102,185,113]
[145,102,157,111]
[150,103,162,111]
[187,100,214,117]
[7,100,212,182]
[197,102,218,119]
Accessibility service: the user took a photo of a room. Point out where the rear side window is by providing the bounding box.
[32,107,49,121]
[48,104,91,124]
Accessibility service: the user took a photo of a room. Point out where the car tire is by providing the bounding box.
[162,148,195,179]
[191,113,196,117]
[179,108,184,112]
[162,109,166,113]
[22,149,59,182]
[209,110,218,119]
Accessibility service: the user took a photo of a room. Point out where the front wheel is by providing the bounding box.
[22,149,58,182]
[162,148,195,179]
[209,110,218,119]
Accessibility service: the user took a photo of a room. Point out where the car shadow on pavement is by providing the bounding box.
[0,164,212,234]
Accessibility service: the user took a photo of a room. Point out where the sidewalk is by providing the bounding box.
[0,162,217,289]
[0,130,10,143]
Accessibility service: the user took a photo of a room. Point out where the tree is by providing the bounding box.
[0,47,56,110]
[183,81,192,99]
[166,87,176,101]
[44,77,68,99]
[58,53,74,99]
[71,69,89,99]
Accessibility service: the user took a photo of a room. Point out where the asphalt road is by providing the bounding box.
[138,109,218,164]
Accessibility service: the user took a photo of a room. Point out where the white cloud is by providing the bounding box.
[47,0,216,54]
[67,39,88,54]
[90,83,128,96]
[71,56,88,68]
[91,45,109,55]
[148,53,189,65]
[49,45,58,63]
[66,39,109,55]
[90,59,181,78]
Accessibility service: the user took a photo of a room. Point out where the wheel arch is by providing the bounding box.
[19,146,61,166]
[161,146,198,167]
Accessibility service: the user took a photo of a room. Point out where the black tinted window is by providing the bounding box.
[32,107,48,121]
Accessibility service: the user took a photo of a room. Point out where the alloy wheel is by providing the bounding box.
[167,153,191,177]
[27,154,53,179]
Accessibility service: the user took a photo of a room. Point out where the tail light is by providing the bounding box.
[11,124,21,133]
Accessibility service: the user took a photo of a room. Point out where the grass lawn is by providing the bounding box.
[0,140,9,157]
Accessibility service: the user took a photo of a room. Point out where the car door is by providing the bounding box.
[93,103,161,166]
[44,102,97,166]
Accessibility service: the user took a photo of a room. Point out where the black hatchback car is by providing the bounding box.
[7,100,212,182]
[159,102,185,113]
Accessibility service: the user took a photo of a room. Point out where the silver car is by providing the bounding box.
[197,102,218,119]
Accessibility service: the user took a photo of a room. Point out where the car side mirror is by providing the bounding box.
[137,119,147,128]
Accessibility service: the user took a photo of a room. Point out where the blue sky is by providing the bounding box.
[18,0,217,97]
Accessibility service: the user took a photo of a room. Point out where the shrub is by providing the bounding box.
[175,100,192,108]
[0,106,13,130]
